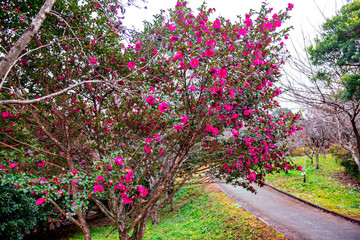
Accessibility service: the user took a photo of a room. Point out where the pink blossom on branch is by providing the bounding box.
[137,186,148,198]
[213,19,221,29]
[122,192,133,204]
[190,58,199,68]
[146,95,155,106]
[36,198,46,205]
[94,184,104,193]
[158,102,169,112]
[170,36,179,42]
[127,62,135,69]
[114,157,124,165]
[181,115,189,123]
[174,125,184,130]
[89,57,97,65]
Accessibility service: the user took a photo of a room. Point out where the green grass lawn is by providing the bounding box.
[69,183,287,240]
[265,155,360,219]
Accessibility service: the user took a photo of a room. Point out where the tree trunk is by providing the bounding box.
[0,0,56,82]
[150,205,160,225]
[77,211,92,240]
[136,213,149,240]
[349,147,360,173]
[170,195,175,212]
[310,150,314,164]
[316,152,320,169]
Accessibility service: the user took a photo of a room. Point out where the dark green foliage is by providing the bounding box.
[0,184,39,240]
[307,1,360,101]
[328,144,360,180]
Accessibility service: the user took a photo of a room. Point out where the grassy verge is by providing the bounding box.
[69,183,287,240]
[265,155,360,219]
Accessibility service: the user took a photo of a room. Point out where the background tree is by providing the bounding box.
[307,0,360,102]
[281,0,360,173]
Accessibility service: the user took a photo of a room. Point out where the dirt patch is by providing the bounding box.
[336,172,360,190]
[24,213,106,240]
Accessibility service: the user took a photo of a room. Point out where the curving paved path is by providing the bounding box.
[216,182,360,240]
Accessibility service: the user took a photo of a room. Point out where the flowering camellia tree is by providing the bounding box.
[0,1,300,239]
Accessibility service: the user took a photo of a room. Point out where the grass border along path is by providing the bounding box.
[69,182,287,240]
[265,155,360,219]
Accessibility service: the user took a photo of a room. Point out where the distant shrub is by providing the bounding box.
[290,147,311,157]
[0,184,39,240]
[328,144,360,180]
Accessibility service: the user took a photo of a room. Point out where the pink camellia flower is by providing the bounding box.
[144,145,151,153]
[121,192,133,204]
[224,104,233,111]
[205,125,213,132]
[96,176,104,182]
[188,86,197,91]
[229,89,235,98]
[90,39,95,46]
[173,51,184,61]
[212,127,219,135]
[170,36,179,42]
[89,57,97,65]
[2,111,10,118]
[36,198,46,205]
[114,157,124,165]
[244,109,253,116]
[174,125,184,130]
[218,68,227,79]
[169,24,176,31]
[146,95,155,106]
[239,28,248,36]
[145,138,152,144]
[205,39,216,47]
[155,134,160,142]
[158,102,169,112]
[127,62,135,69]
[190,58,199,68]
[135,41,142,51]
[232,130,240,136]
[181,115,189,123]
[213,19,221,29]
[94,184,104,193]
[244,18,252,27]
[210,86,218,94]
[231,113,239,119]
[288,3,294,10]
[297,166,303,171]
[9,163,18,169]
[274,21,281,28]
[125,170,134,183]
[205,48,215,57]
[248,172,256,182]
[137,186,148,198]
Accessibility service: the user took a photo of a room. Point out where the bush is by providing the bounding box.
[328,144,360,180]
[0,184,39,240]
[290,147,311,157]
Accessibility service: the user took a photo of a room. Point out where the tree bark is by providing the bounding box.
[77,211,92,240]
[170,195,175,212]
[0,0,56,84]
[150,205,160,225]
[136,212,149,240]
[316,152,320,169]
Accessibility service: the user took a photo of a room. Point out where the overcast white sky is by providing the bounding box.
[122,0,347,109]
[123,0,346,40]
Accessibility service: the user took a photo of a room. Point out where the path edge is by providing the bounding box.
[264,182,360,225]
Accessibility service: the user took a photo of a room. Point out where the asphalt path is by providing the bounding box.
[216,182,360,240]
